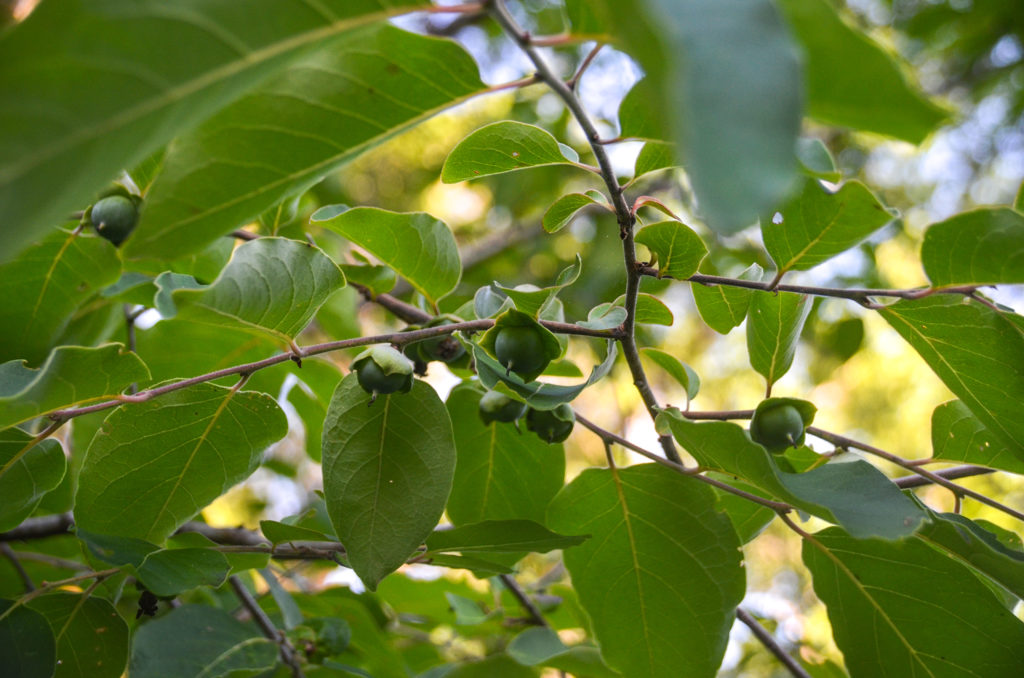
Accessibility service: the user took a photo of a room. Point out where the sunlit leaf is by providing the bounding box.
[691,264,763,334]
[634,141,676,180]
[442,121,580,184]
[921,208,1024,286]
[543,192,608,234]
[746,290,812,391]
[640,348,699,401]
[634,221,708,280]
[931,400,1024,474]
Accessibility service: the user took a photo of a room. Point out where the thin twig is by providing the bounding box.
[736,608,811,678]
[893,465,994,488]
[499,574,548,627]
[229,575,304,677]
[0,512,74,541]
[10,551,91,571]
[567,42,604,91]
[1,543,34,592]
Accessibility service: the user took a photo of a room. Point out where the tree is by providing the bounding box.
[1,0,1023,676]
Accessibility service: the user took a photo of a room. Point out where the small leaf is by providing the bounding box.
[576,303,627,330]
[634,141,676,180]
[313,207,460,305]
[322,375,456,590]
[931,400,1024,474]
[442,121,580,183]
[0,429,66,532]
[0,345,149,429]
[507,627,569,666]
[634,220,708,280]
[763,179,893,274]
[136,548,230,597]
[340,263,398,297]
[259,520,330,545]
[543,192,608,233]
[474,285,512,319]
[796,138,840,182]
[609,293,674,326]
[691,264,763,334]
[709,475,776,544]
[75,383,288,543]
[495,255,583,316]
[547,464,745,678]
[921,208,1024,286]
[28,593,129,678]
[803,528,1024,676]
[640,347,700,401]
[445,593,491,626]
[746,291,812,390]
[0,599,55,678]
[425,520,587,555]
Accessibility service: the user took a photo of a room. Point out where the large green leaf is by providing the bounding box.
[442,121,580,183]
[0,599,55,678]
[136,547,230,597]
[0,429,66,532]
[931,400,1024,474]
[0,345,149,429]
[763,179,893,274]
[0,0,429,260]
[129,605,277,678]
[589,0,803,234]
[168,237,344,343]
[547,464,745,678]
[445,385,565,526]
[803,528,1024,677]
[425,520,586,555]
[75,383,287,543]
[746,290,811,391]
[776,0,947,143]
[634,221,708,280]
[312,207,460,305]
[880,296,1024,458]
[27,594,129,678]
[321,375,456,590]
[690,264,762,334]
[126,24,485,260]
[658,413,926,539]
[921,208,1024,286]
[0,230,120,365]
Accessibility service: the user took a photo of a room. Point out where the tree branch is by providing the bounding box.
[499,574,549,627]
[736,608,811,678]
[1,543,34,592]
[229,575,305,677]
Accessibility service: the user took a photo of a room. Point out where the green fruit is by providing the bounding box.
[479,391,527,425]
[90,195,138,245]
[418,320,466,363]
[750,403,806,452]
[353,346,414,399]
[526,404,575,444]
[494,325,549,377]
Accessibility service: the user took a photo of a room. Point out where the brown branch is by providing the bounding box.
[499,574,548,627]
[229,575,304,677]
[736,608,811,678]
[1,543,34,592]
[893,465,994,488]
[0,512,74,541]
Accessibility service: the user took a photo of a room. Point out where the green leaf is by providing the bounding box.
[709,476,776,544]
[444,593,492,627]
[0,230,120,365]
[322,375,456,590]
[425,520,587,555]
[777,0,948,143]
[136,548,230,597]
[763,179,893,274]
[447,654,537,677]
[577,303,627,331]
[0,345,149,429]
[285,358,343,463]
[445,385,565,526]
[618,78,661,140]
[658,413,926,539]
[880,296,1024,458]
[340,263,397,298]
[0,599,55,678]
[169,237,345,343]
[746,291,812,390]
[634,141,676,180]
[75,383,287,543]
[27,593,128,678]
[547,464,745,678]
[921,208,1024,286]
[423,553,514,576]
[691,264,763,334]
[495,255,583,317]
[640,348,699,402]
[543,192,607,234]
[803,528,1024,676]
[473,340,617,411]
[126,24,484,260]
[259,520,330,545]
[796,138,840,182]
[931,400,1024,474]
[0,429,66,532]
[313,207,459,305]
[610,293,674,326]
[507,627,569,666]
[442,121,580,184]
[0,1,431,260]
[260,568,303,630]
[634,221,708,280]
[592,0,802,233]
[129,605,278,678]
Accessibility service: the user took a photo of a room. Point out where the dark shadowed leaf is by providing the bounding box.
[921,208,1024,286]
[0,429,65,532]
[28,594,128,678]
[136,548,230,597]
[0,599,55,678]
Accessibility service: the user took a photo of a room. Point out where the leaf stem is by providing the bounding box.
[736,608,812,678]
[229,575,305,677]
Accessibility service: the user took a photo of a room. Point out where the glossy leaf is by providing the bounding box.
[28,594,129,678]
[0,599,55,678]
[547,464,745,678]
[442,121,580,183]
[763,179,893,274]
[640,348,699,402]
[613,293,674,326]
[931,400,1024,474]
[921,208,1024,286]
[658,413,926,539]
[313,207,460,305]
[136,548,230,597]
[170,237,345,343]
[577,303,627,330]
[445,385,565,526]
[746,290,812,390]
[75,383,287,543]
[496,255,583,317]
[691,264,762,334]
[543,192,608,234]
[881,296,1024,458]
[425,520,587,555]
[634,141,676,180]
[634,221,708,280]
[322,375,456,590]
[777,0,948,143]
[0,230,120,365]
[0,429,66,532]
[0,1,431,259]
[803,528,1024,676]
[259,520,330,545]
[127,25,484,260]
[129,605,277,678]
[0,345,149,429]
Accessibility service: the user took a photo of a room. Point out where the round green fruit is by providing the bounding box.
[418,321,466,363]
[750,404,805,452]
[356,359,412,396]
[494,325,549,377]
[526,404,575,444]
[478,391,527,425]
[90,195,138,245]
